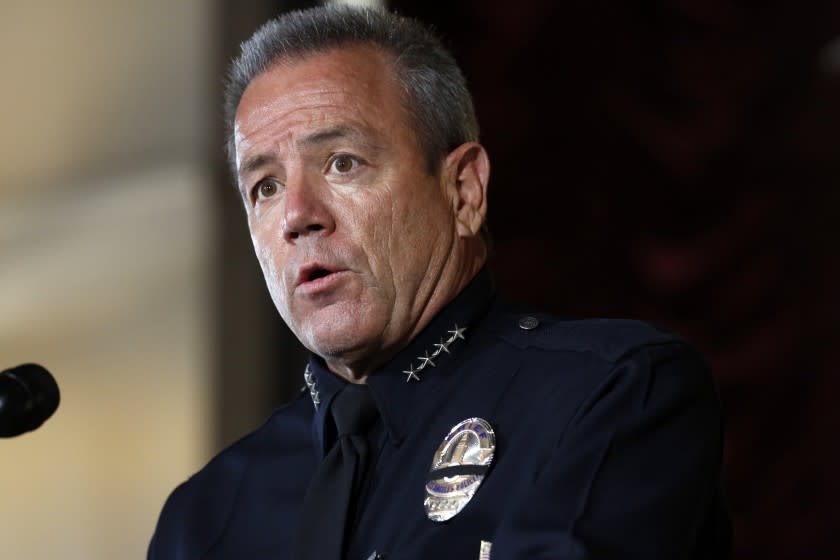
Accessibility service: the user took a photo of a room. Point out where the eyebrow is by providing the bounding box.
[239,153,277,176]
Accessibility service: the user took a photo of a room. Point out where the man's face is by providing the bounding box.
[234,46,463,374]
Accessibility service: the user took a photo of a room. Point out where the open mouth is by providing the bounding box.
[298,264,343,288]
[307,268,332,282]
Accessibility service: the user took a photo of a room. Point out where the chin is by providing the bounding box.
[296,307,384,362]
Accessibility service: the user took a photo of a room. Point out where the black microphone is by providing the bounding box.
[0,364,60,437]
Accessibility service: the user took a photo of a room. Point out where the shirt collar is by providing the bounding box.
[307,268,496,450]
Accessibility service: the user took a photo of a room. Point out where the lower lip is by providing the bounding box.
[297,270,349,295]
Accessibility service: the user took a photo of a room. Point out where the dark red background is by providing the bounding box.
[390,1,840,558]
[216,2,840,557]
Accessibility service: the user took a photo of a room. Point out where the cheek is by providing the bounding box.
[255,242,278,282]
[342,190,396,264]
[251,227,289,305]
[390,188,450,252]
[250,223,272,270]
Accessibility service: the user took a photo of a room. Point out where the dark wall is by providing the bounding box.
[215,0,840,557]
[391,1,840,558]
[212,0,314,449]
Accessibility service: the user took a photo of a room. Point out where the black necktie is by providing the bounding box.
[293,384,379,560]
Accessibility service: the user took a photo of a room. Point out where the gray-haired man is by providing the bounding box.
[149,6,730,559]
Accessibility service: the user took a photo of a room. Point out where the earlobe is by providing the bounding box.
[444,142,490,238]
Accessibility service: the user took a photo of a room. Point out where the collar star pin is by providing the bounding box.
[402,323,467,383]
[403,364,420,382]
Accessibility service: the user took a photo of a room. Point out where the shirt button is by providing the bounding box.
[518,315,539,330]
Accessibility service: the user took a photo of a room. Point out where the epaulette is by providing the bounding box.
[489,309,680,364]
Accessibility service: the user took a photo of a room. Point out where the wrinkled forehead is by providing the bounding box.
[232,45,422,168]
[235,44,403,128]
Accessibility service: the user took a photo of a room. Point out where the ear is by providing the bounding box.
[442,142,490,238]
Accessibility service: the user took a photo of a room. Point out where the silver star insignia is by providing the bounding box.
[417,351,436,369]
[403,363,420,382]
[434,338,451,354]
[448,324,467,340]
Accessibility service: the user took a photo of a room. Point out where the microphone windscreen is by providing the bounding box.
[0,363,60,437]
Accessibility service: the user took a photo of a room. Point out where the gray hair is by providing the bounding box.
[223,4,479,177]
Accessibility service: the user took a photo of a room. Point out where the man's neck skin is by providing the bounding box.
[323,239,487,384]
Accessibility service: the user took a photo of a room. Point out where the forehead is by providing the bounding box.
[234,45,410,158]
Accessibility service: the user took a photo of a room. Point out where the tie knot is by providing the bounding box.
[330,384,379,437]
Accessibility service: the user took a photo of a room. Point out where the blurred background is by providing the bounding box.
[1,0,838,558]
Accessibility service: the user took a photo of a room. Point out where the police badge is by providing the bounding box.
[424,418,496,522]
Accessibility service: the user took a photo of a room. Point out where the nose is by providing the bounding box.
[281,174,336,242]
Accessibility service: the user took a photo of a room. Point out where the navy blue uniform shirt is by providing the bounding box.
[149,270,731,559]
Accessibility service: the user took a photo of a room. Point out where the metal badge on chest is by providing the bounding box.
[424,417,496,522]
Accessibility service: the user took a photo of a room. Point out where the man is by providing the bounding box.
[149,5,730,559]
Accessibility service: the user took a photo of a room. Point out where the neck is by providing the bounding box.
[324,240,487,383]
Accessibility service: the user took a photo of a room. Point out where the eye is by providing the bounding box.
[255,179,279,200]
[329,154,358,174]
